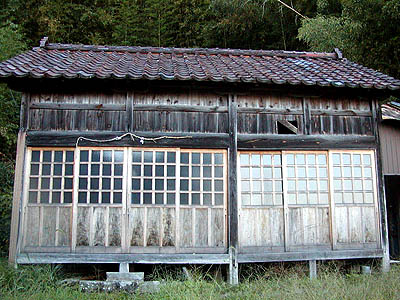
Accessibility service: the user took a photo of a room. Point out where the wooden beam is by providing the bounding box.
[238,249,383,263]
[16,253,230,264]
[8,131,27,266]
[30,102,126,111]
[133,104,228,113]
[311,109,372,117]
[372,98,391,272]
[20,93,29,130]
[237,107,303,115]
[15,249,383,264]
[237,134,376,149]
[228,94,239,285]
[26,131,230,148]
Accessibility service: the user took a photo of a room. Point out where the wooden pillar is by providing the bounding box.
[372,99,390,272]
[9,93,29,266]
[309,260,317,279]
[228,94,239,284]
[302,97,311,135]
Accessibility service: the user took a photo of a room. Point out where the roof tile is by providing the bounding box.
[0,42,399,91]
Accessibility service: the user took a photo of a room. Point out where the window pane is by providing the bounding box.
[192,193,200,205]
[144,151,153,163]
[90,192,99,203]
[203,153,212,164]
[43,151,52,162]
[215,180,223,192]
[92,151,100,162]
[102,192,110,203]
[155,193,164,204]
[204,180,212,191]
[30,177,39,189]
[203,193,212,205]
[132,179,140,190]
[113,192,122,204]
[167,193,175,204]
[180,193,189,205]
[114,178,122,190]
[114,151,123,162]
[214,153,223,164]
[144,193,152,204]
[30,164,39,175]
[144,165,152,176]
[180,153,189,164]
[64,192,72,203]
[115,164,123,176]
[132,165,141,176]
[41,178,50,189]
[262,154,271,165]
[251,154,260,165]
[156,152,164,163]
[102,164,111,176]
[132,151,141,162]
[192,153,200,164]
[80,150,89,162]
[54,164,62,175]
[192,180,200,191]
[192,166,200,177]
[167,166,175,177]
[167,152,175,163]
[103,151,112,162]
[155,179,164,190]
[155,165,164,176]
[132,193,140,204]
[167,179,175,190]
[91,178,99,189]
[32,151,40,162]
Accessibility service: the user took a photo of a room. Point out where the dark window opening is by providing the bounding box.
[277,120,298,134]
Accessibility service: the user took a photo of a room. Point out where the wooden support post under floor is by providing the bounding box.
[119,262,130,273]
[309,260,317,279]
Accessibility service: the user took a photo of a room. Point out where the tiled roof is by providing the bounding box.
[0,39,399,91]
[382,102,400,121]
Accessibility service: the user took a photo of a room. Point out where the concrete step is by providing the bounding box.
[106,272,144,282]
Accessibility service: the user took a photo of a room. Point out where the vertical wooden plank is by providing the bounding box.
[228,94,238,285]
[349,207,362,243]
[180,208,192,247]
[41,206,57,246]
[335,207,349,244]
[372,99,390,272]
[76,207,90,246]
[363,206,377,243]
[9,131,27,265]
[195,208,208,247]
[146,207,161,246]
[162,208,175,247]
[108,207,122,247]
[57,207,71,247]
[25,206,40,247]
[128,208,144,247]
[211,208,224,247]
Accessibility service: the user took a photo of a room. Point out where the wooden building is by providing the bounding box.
[379,102,400,259]
[1,38,400,282]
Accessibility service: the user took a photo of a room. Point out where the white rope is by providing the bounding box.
[75,132,192,147]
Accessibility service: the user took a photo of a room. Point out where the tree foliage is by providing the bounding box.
[298,0,400,78]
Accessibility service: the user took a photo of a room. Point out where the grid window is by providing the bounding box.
[179,151,225,206]
[240,153,283,206]
[285,152,329,205]
[78,149,124,204]
[28,149,74,204]
[332,152,374,204]
[131,150,177,205]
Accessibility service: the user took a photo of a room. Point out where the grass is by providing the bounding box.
[0,259,399,300]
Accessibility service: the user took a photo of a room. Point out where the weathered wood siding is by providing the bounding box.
[29,93,127,131]
[379,122,400,175]
[132,92,229,133]
[27,91,372,136]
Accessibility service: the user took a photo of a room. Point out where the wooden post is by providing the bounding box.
[8,131,27,266]
[309,260,317,279]
[228,94,239,284]
[119,262,129,273]
[302,97,311,135]
[9,93,29,266]
[372,98,390,272]
[126,91,133,132]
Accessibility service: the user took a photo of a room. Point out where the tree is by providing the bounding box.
[298,0,400,78]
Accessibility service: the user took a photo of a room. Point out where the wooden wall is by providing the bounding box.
[27,91,373,136]
[379,122,400,175]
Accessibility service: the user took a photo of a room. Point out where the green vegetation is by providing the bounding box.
[0,260,399,299]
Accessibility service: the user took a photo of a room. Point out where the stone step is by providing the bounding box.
[106,272,144,282]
